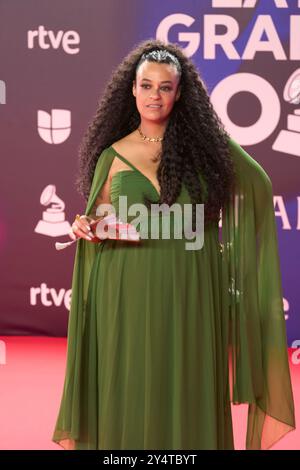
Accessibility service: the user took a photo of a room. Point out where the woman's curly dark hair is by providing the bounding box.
[76,38,236,226]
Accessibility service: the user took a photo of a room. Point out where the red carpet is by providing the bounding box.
[0,336,298,450]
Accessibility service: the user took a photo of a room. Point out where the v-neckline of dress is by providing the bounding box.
[109,145,161,199]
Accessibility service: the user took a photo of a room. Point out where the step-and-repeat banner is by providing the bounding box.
[0,0,299,345]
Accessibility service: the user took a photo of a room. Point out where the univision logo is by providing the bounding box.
[37,109,71,144]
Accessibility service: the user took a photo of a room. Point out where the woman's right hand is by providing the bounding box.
[69,215,95,241]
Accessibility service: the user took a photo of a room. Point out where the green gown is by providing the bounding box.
[52,138,295,450]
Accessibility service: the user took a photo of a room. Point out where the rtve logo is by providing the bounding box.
[30,283,71,310]
[27,26,80,54]
[38,109,71,144]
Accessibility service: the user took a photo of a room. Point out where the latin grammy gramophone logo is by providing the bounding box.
[34,184,71,237]
[273,68,300,157]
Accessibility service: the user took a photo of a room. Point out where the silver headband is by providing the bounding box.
[141,49,182,74]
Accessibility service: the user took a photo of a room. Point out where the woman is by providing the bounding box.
[52,39,295,450]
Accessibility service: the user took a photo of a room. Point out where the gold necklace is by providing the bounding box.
[138,125,164,142]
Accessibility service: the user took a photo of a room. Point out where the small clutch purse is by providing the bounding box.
[55,213,141,251]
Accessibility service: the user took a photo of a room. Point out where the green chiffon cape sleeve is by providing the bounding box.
[52,148,115,444]
[221,138,295,449]
[53,140,296,449]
